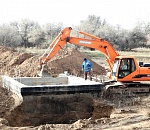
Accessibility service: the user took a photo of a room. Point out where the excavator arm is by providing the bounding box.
[39,27,119,71]
[39,27,150,94]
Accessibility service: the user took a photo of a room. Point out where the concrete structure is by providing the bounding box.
[2,75,103,96]
[1,75,108,127]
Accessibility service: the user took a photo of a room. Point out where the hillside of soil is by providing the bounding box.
[0,46,149,130]
[0,46,105,78]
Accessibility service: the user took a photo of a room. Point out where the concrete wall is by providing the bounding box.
[2,76,23,100]
[2,76,113,127]
[2,76,102,96]
[6,94,95,126]
[15,77,68,86]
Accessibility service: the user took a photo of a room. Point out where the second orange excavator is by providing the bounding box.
[39,27,150,94]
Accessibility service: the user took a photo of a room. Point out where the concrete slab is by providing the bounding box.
[2,75,103,96]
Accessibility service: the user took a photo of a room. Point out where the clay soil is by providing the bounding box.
[0,46,149,130]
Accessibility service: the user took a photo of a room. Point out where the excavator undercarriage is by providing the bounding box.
[103,81,150,93]
[101,80,150,101]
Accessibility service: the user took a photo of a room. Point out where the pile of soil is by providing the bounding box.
[0,46,105,78]
[46,48,106,77]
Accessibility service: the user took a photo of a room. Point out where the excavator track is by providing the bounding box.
[108,82,149,94]
[101,81,150,107]
[103,81,149,93]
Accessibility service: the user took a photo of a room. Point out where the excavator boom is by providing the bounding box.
[39,27,119,71]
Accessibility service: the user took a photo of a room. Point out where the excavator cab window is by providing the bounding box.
[112,58,120,78]
[118,58,136,78]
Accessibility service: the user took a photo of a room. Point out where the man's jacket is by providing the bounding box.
[82,60,93,72]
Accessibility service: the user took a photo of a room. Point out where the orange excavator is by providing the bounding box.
[39,27,150,93]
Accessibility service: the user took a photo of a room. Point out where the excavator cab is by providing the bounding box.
[111,57,136,81]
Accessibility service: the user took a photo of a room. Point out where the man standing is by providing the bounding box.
[82,58,93,80]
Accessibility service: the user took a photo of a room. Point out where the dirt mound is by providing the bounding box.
[92,100,114,119]
[46,48,106,77]
[0,46,105,77]
[0,46,34,77]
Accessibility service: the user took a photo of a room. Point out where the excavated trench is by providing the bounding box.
[2,75,114,127]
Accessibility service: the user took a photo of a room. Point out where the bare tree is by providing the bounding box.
[12,19,36,48]
[42,23,63,47]
[0,23,21,47]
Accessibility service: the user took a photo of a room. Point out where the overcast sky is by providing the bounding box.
[0,0,150,29]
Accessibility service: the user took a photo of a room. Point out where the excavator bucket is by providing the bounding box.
[38,64,51,77]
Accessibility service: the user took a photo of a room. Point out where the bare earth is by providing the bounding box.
[0,46,149,130]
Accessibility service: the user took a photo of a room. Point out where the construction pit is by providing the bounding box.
[1,74,114,127]
[0,46,115,127]
[0,46,149,129]
[0,44,149,129]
